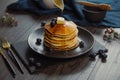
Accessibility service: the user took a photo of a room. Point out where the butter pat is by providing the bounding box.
[56,17,65,24]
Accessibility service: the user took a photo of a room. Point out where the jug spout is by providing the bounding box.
[43,0,64,11]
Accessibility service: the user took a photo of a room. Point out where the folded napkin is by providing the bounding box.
[7,0,120,28]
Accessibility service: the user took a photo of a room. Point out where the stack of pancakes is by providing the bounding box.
[43,17,79,51]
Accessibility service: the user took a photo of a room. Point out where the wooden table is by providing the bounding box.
[0,0,120,80]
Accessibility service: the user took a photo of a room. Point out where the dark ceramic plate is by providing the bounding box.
[28,27,94,59]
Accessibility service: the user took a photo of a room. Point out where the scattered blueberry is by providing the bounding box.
[103,49,108,53]
[89,49,108,62]
[98,49,104,54]
[36,38,42,45]
[89,53,97,61]
[98,53,107,59]
[101,58,107,63]
[101,54,107,59]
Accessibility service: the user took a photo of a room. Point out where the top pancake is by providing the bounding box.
[44,21,77,36]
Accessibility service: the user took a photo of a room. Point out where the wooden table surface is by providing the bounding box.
[0,0,120,80]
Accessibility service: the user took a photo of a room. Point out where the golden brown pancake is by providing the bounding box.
[43,17,79,51]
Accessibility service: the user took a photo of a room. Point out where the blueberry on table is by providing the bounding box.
[98,50,104,58]
[99,53,107,59]
[36,38,42,45]
[101,53,107,59]
[101,58,107,63]
[89,53,97,61]
[98,49,108,58]
[101,54,107,63]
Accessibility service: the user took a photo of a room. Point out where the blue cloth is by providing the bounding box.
[7,0,120,28]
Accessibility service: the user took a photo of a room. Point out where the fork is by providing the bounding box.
[0,47,16,78]
[2,39,24,74]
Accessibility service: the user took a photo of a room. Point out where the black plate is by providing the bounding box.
[28,27,94,59]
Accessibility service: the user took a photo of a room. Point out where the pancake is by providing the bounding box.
[43,17,79,51]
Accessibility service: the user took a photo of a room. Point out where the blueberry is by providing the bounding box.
[101,58,107,63]
[98,50,104,54]
[98,49,107,58]
[36,38,42,45]
[41,21,46,27]
[89,53,97,60]
[79,41,84,48]
[50,21,56,27]
[101,54,107,59]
